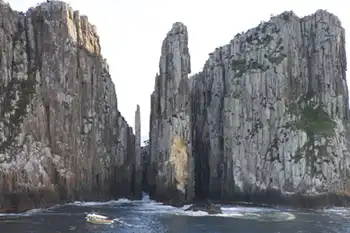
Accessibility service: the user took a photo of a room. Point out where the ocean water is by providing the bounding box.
[0,194,349,233]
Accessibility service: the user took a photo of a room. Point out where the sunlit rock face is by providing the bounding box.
[146,10,350,207]
[0,1,141,212]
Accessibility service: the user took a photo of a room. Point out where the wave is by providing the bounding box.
[68,192,152,207]
[135,197,296,221]
[0,193,296,221]
[0,208,45,217]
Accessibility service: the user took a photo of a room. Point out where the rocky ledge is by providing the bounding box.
[0,1,142,212]
[144,10,350,208]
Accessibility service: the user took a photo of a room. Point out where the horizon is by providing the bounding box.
[10,0,349,145]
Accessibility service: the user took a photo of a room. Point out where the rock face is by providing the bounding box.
[147,22,194,203]
[147,10,350,207]
[0,1,141,212]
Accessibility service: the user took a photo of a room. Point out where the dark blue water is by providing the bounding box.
[0,195,349,233]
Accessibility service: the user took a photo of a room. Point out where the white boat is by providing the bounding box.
[85,212,114,225]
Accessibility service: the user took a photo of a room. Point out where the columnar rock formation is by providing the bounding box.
[147,10,350,207]
[148,22,194,203]
[0,1,141,212]
[133,105,142,197]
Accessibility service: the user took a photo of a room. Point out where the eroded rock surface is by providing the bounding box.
[147,22,194,203]
[146,10,350,207]
[0,1,141,212]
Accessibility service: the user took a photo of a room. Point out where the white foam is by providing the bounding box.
[175,210,209,217]
[324,207,349,213]
[221,206,277,213]
[323,207,350,217]
[68,198,133,207]
[283,212,296,220]
[141,192,150,201]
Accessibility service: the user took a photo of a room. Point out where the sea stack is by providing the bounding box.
[148,22,195,204]
[133,104,142,198]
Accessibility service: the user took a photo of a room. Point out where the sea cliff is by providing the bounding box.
[146,10,350,208]
[0,1,142,212]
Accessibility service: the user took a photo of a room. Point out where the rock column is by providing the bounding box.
[133,105,142,198]
[148,22,194,203]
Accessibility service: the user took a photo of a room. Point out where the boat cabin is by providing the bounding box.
[86,213,108,220]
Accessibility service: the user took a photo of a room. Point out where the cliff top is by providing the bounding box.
[167,22,187,36]
[237,9,342,40]
[189,8,345,76]
[22,0,102,56]
[161,21,189,51]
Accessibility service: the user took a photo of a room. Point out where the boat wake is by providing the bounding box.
[0,208,44,217]
[112,218,132,227]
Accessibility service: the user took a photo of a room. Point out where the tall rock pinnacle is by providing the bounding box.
[134,104,142,197]
[147,22,194,203]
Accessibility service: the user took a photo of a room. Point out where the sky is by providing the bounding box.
[10,0,349,144]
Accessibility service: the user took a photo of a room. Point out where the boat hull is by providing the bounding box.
[86,219,114,225]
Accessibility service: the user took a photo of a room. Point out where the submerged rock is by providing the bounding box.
[145,10,350,207]
[185,201,222,214]
[0,1,141,212]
